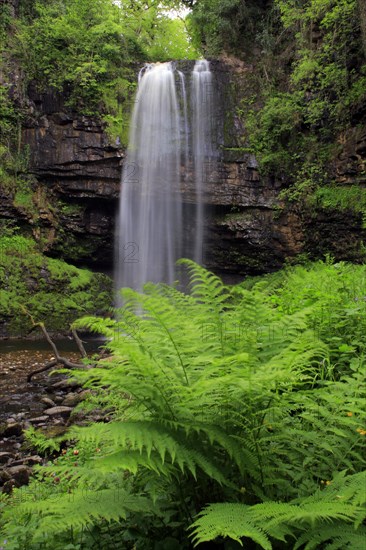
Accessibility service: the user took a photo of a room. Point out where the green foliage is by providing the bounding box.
[145,17,197,61]
[313,185,366,226]
[188,0,268,56]
[24,426,63,455]
[1,260,365,548]
[192,471,366,548]
[0,87,27,195]
[0,232,112,334]
[11,0,198,118]
[240,0,365,201]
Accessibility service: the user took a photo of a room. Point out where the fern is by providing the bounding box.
[1,260,366,549]
[191,503,272,549]
[191,471,366,548]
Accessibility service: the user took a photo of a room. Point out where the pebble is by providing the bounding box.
[29,416,49,423]
[62,392,82,407]
[41,397,56,408]
[50,379,80,391]
[44,406,73,417]
[0,422,23,437]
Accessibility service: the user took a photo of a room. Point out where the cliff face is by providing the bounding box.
[8,60,365,277]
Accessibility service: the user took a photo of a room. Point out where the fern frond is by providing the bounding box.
[11,488,153,541]
[190,503,272,549]
[293,524,366,550]
[70,421,232,485]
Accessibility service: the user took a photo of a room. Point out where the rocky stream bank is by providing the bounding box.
[0,343,106,494]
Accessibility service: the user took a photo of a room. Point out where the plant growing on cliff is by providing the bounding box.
[1,260,365,548]
[237,0,366,204]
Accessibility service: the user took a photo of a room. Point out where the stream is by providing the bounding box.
[0,338,104,477]
[0,339,104,419]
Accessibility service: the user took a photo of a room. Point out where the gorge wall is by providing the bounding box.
[3,59,366,279]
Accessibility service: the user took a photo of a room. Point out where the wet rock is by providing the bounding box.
[6,464,31,486]
[61,392,82,407]
[41,397,56,408]
[0,469,12,484]
[11,455,42,466]
[50,379,80,391]
[2,479,16,494]
[0,452,15,464]
[44,406,73,417]
[6,418,16,424]
[29,416,49,424]
[0,422,23,437]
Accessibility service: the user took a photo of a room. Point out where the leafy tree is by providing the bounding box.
[12,0,198,113]
[188,0,270,56]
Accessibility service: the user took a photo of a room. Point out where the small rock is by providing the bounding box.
[41,397,56,408]
[50,379,80,391]
[52,419,65,426]
[6,465,31,486]
[0,452,15,464]
[44,406,73,417]
[62,392,81,408]
[78,389,91,401]
[11,455,42,466]
[1,422,23,437]
[53,395,64,404]
[0,469,12,484]
[2,479,15,494]
[29,416,49,423]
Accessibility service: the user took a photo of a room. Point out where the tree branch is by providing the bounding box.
[21,307,90,382]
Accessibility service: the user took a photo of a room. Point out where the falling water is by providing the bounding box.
[191,60,214,264]
[115,60,214,296]
[178,70,189,178]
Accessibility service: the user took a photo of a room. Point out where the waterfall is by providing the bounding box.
[178,70,189,179]
[115,60,214,297]
[191,60,214,265]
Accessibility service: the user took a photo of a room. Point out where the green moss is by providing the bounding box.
[59,202,84,216]
[0,233,112,336]
[53,230,107,263]
[312,186,366,227]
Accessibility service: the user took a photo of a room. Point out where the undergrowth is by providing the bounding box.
[0,259,365,548]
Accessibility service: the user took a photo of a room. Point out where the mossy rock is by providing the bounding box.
[0,234,112,336]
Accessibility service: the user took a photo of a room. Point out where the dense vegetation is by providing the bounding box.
[1,0,197,126]
[200,0,366,209]
[1,260,365,548]
[187,0,366,210]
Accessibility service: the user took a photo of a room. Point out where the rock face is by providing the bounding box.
[19,86,122,266]
[23,86,123,199]
[9,60,365,276]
